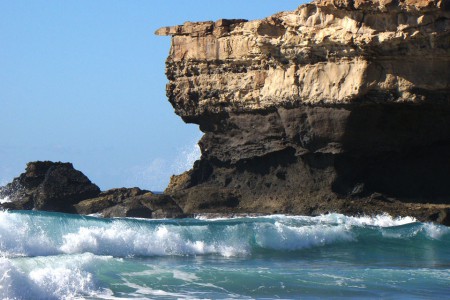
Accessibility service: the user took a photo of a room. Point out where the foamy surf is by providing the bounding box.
[0,211,447,259]
[0,253,113,300]
[195,213,417,227]
[0,197,11,204]
[0,210,449,299]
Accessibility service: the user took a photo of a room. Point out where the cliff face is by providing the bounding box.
[157,0,450,222]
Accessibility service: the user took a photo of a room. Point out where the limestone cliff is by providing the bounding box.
[157,0,450,223]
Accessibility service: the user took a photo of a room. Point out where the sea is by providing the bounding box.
[0,209,449,299]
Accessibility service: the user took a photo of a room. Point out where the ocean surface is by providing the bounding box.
[0,210,449,299]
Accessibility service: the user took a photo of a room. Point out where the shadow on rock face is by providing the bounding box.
[166,101,450,222]
[333,102,450,203]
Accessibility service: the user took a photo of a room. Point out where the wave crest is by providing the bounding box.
[0,254,109,300]
[0,211,447,259]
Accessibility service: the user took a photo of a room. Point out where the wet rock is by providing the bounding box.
[428,209,450,226]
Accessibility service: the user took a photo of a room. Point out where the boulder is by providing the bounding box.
[74,188,186,219]
[0,161,100,213]
[101,197,154,218]
[99,193,186,219]
[1,163,186,219]
[73,187,149,215]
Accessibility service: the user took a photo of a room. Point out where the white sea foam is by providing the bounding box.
[255,221,355,250]
[267,213,417,227]
[60,222,250,257]
[0,197,11,204]
[0,257,36,299]
[0,253,110,300]
[0,211,445,261]
[332,214,417,227]
[122,278,194,299]
[0,212,58,257]
[28,266,95,299]
[421,223,450,239]
[173,270,199,282]
[59,217,357,256]
[198,213,417,228]
[0,210,448,299]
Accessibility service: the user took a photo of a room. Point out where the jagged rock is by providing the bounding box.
[0,161,100,213]
[427,208,450,226]
[101,197,154,218]
[1,163,186,219]
[171,186,240,214]
[158,0,450,224]
[75,188,186,219]
[100,193,186,219]
[138,194,188,219]
[74,187,149,215]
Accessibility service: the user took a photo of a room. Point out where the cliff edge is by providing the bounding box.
[157,0,450,223]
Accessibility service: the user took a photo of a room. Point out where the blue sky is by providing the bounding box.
[0,0,303,191]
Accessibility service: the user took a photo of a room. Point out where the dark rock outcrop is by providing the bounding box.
[0,161,100,212]
[74,187,149,215]
[157,0,450,223]
[1,162,185,219]
[75,188,186,218]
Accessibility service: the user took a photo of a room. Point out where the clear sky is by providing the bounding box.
[0,0,303,191]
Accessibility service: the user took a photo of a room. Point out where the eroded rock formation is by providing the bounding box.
[157,0,450,223]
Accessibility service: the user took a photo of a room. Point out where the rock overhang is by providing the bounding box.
[156,0,450,121]
[156,0,450,222]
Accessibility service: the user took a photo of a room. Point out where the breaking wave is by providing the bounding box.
[0,197,11,204]
[0,211,447,259]
[0,211,449,299]
[0,253,112,300]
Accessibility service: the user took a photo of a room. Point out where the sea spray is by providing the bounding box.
[253,222,355,251]
[127,136,201,191]
[0,197,10,204]
[0,254,113,300]
[172,138,201,175]
[0,211,58,257]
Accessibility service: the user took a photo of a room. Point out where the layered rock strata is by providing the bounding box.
[157,0,450,223]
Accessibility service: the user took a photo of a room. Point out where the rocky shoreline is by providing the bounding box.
[0,160,449,225]
[2,0,450,225]
[0,161,186,219]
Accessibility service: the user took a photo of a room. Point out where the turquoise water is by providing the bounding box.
[0,210,449,299]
